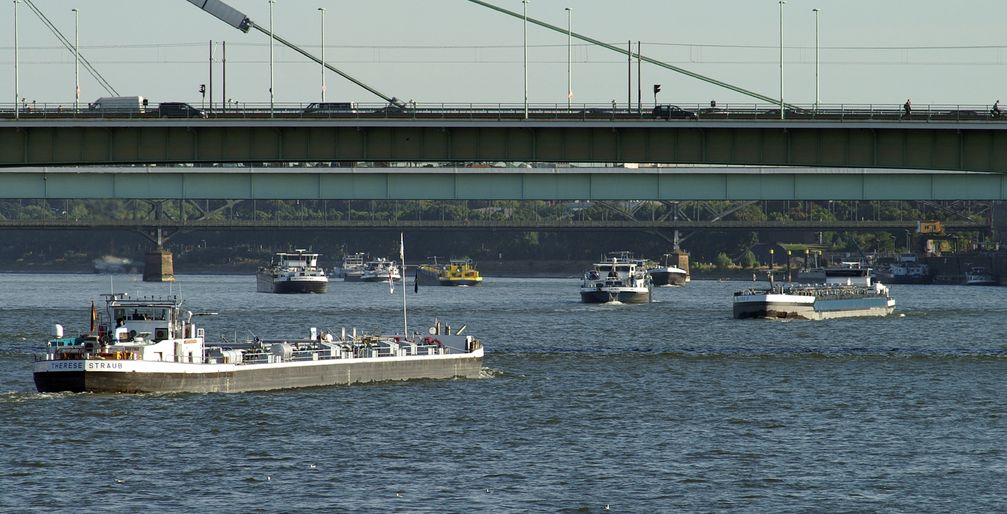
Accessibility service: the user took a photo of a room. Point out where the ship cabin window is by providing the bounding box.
[154,328,169,341]
[616,265,630,273]
[117,307,169,321]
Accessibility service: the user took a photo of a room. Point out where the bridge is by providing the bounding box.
[0,217,987,233]
[3,107,1007,176]
[1,164,1005,202]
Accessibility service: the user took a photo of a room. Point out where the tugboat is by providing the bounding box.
[256,250,328,293]
[416,258,483,286]
[335,252,367,282]
[964,266,998,286]
[877,254,931,284]
[646,253,689,286]
[580,254,653,304]
[33,236,485,394]
[360,258,402,283]
[733,269,895,320]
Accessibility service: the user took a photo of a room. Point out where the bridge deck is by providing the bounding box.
[3,116,1007,174]
[0,166,1003,201]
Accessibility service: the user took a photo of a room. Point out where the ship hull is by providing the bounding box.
[34,350,483,394]
[880,275,932,285]
[648,269,688,287]
[440,278,482,286]
[361,276,401,283]
[733,294,895,320]
[580,289,651,304]
[416,268,482,286]
[256,273,328,294]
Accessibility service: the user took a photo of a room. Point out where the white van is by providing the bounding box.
[91,96,148,114]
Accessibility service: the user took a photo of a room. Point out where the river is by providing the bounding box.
[1,273,1005,512]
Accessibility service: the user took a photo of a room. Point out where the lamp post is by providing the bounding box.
[779,0,785,120]
[318,7,325,102]
[268,0,275,117]
[565,7,572,110]
[523,0,529,119]
[72,8,79,113]
[813,8,820,110]
[14,0,19,120]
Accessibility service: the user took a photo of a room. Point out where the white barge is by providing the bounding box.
[34,292,483,393]
[733,271,895,320]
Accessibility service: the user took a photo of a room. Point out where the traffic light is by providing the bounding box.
[653,84,661,94]
[199,84,206,95]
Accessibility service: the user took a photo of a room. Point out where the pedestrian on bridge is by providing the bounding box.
[992,100,1001,117]
[903,98,912,117]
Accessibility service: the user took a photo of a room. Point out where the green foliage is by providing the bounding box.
[739,249,759,268]
[714,252,734,269]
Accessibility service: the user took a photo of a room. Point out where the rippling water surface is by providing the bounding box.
[2,273,1006,512]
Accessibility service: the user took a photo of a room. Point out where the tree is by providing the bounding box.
[715,252,734,269]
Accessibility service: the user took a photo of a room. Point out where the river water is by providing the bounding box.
[1,273,1006,512]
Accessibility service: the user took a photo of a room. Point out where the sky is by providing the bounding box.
[1,0,1005,109]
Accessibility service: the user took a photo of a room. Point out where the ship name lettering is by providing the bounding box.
[87,362,124,370]
[51,361,83,370]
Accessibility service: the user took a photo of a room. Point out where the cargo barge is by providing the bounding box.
[34,292,483,393]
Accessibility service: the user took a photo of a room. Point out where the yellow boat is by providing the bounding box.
[416,258,483,286]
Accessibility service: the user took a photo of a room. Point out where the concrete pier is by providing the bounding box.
[143,248,175,282]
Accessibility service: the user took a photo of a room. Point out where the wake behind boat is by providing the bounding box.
[256,250,328,294]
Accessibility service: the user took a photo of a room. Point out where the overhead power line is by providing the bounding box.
[23,0,118,96]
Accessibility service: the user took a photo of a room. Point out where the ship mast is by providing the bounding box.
[400,233,408,337]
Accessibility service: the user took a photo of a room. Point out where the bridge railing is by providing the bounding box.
[1,102,1005,122]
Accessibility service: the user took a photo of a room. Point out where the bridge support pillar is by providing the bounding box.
[143,248,175,283]
[672,249,691,282]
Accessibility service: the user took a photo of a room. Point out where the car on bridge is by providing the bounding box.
[652,104,697,120]
[157,102,206,118]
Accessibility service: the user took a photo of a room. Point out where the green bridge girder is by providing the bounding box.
[0,218,987,233]
[0,166,1005,201]
[2,118,1007,174]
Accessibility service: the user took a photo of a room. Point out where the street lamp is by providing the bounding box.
[14,0,19,120]
[72,8,79,113]
[318,7,325,102]
[523,0,529,119]
[813,8,820,110]
[268,0,276,117]
[565,7,572,110]
[779,0,785,120]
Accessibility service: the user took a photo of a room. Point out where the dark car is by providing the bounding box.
[157,102,206,118]
[303,102,356,114]
[652,104,697,120]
